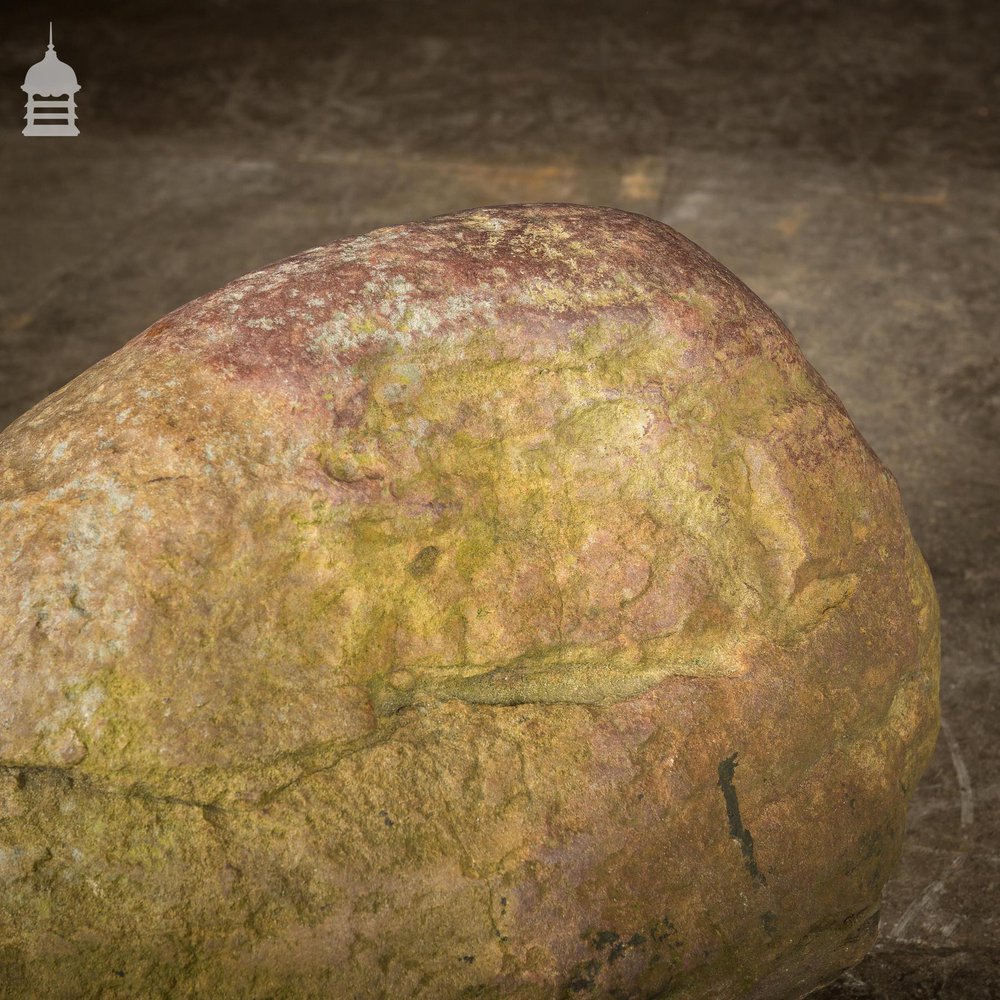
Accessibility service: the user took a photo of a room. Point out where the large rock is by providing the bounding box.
[0,204,939,999]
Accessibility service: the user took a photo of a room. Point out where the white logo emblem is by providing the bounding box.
[22,22,81,137]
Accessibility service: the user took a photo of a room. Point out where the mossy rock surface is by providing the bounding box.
[0,204,939,999]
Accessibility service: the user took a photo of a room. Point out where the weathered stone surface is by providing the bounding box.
[0,204,939,999]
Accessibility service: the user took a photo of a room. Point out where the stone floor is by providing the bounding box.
[1,0,997,996]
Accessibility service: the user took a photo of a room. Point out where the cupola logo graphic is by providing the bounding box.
[22,22,81,137]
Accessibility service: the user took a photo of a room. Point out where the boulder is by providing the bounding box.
[0,204,939,999]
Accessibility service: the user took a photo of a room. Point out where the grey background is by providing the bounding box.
[1,0,997,995]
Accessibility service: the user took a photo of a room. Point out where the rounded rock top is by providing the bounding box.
[0,202,936,799]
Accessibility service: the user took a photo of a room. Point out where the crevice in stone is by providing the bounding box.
[717,751,767,888]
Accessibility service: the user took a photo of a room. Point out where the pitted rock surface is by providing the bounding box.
[0,204,939,999]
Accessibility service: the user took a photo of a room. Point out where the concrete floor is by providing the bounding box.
[1,0,997,996]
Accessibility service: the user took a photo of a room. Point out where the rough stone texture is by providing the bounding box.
[0,204,939,999]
